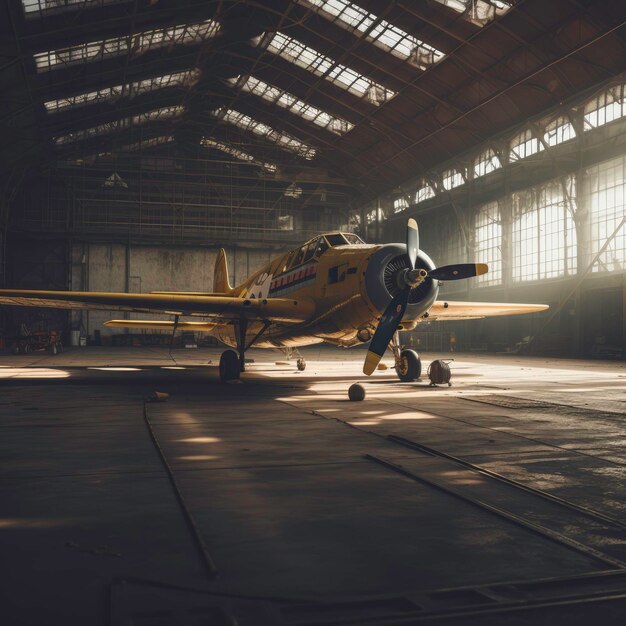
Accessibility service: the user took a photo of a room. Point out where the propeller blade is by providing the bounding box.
[406,218,419,269]
[363,290,409,375]
[429,263,488,281]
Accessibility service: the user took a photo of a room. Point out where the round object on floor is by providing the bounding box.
[348,383,366,401]
[219,349,241,383]
[428,359,452,386]
[297,358,306,371]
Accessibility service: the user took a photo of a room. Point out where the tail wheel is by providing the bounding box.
[396,349,421,382]
[219,349,241,383]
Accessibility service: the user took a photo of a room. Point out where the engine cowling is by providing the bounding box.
[363,243,439,321]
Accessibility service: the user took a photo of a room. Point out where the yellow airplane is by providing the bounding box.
[0,220,547,382]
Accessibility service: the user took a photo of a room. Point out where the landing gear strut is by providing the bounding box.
[390,332,421,382]
[219,319,270,383]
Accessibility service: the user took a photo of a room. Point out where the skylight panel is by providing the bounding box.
[228,76,354,135]
[474,148,502,177]
[34,19,219,71]
[201,137,277,173]
[258,32,395,104]
[296,0,444,69]
[44,69,199,113]
[22,0,127,18]
[432,0,513,26]
[54,105,184,145]
[121,136,175,152]
[213,108,316,160]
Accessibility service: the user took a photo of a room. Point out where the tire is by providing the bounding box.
[297,358,306,371]
[396,349,421,382]
[219,349,241,383]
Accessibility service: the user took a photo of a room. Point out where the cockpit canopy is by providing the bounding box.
[282,232,364,272]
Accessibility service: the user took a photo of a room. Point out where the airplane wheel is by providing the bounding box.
[396,349,421,382]
[297,358,306,371]
[219,349,240,383]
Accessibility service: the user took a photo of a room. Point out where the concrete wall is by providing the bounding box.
[70,242,277,337]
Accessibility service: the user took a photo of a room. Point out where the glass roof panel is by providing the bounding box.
[297,0,444,68]
[201,137,277,172]
[212,108,317,160]
[34,19,219,71]
[228,75,354,135]
[54,105,184,145]
[22,0,127,18]
[257,32,395,104]
[44,69,199,113]
[121,135,175,152]
[432,0,513,26]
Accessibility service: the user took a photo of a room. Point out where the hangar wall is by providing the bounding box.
[359,80,626,358]
[69,242,277,337]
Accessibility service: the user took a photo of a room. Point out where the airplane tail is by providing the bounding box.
[213,248,233,294]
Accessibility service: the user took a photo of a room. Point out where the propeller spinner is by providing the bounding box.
[363,219,488,376]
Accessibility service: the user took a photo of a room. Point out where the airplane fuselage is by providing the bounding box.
[215,235,439,349]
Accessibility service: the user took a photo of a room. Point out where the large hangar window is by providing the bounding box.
[586,154,626,273]
[475,202,502,286]
[512,178,577,282]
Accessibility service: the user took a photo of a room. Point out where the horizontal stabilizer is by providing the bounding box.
[104,320,218,331]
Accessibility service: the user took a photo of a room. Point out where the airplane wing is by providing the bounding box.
[0,289,314,324]
[103,320,218,331]
[427,301,548,321]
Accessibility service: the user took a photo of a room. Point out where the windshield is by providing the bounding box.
[325,233,348,246]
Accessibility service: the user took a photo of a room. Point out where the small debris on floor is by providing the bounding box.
[146,391,169,402]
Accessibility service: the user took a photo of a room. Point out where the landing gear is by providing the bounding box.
[397,350,421,382]
[219,319,271,383]
[219,349,240,383]
[390,332,421,382]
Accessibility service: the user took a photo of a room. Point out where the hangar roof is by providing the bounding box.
[1,0,624,203]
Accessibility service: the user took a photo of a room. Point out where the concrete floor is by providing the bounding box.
[1,346,626,625]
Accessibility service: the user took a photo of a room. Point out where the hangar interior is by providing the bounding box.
[0,1,625,625]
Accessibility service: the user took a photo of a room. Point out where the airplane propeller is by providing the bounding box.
[363,219,488,376]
